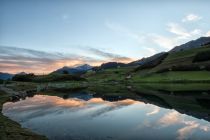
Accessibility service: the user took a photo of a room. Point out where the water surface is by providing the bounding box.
[3,90,210,140]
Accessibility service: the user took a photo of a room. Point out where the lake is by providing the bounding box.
[2,84,210,140]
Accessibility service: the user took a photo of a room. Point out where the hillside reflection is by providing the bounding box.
[3,84,210,140]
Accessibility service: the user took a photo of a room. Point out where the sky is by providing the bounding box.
[0,0,210,74]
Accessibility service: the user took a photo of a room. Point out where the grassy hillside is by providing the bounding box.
[150,44,210,73]
[85,44,210,83]
[131,71,210,83]
[85,66,135,83]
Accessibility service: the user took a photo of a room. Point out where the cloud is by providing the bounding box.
[150,34,177,49]
[150,21,203,50]
[0,46,101,74]
[206,31,210,37]
[0,46,133,74]
[144,47,157,55]
[85,47,133,63]
[167,23,191,39]
[182,14,202,22]
[147,13,205,50]
[105,17,205,53]
[105,21,158,57]
[190,29,202,35]
[105,21,145,44]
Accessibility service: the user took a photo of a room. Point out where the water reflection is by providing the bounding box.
[3,92,210,140]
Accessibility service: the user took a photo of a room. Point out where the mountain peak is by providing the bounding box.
[75,64,92,70]
[17,72,27,75]
[170,36,210,53]
[53,64,92,74]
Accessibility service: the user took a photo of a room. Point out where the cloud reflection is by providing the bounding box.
[177,121,199,140]
[146,106,160,116]
[3,95,140,120]
[3,95,210,140]
[158,111,182,127]
[156,110,210,140]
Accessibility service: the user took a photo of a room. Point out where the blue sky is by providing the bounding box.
[0,0,210,73]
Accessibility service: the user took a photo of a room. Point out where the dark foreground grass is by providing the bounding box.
[133,83,210,92]
[131,71,210,83]
[0,90,47,140]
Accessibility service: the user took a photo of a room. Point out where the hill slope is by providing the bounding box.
[86,36,210,83]
[132,43,210,82]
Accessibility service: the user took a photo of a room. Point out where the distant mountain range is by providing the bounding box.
[0,72,14,80]
[1,36,210,78]
[53,64,93,74]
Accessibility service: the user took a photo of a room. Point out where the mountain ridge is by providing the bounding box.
[0,72,14,80]
[53,64,93,74]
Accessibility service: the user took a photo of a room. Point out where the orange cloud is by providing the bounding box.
[0,46,133,74]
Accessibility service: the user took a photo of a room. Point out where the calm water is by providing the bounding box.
[2,90,210,140]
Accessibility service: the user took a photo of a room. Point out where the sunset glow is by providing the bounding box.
[1,0,209,74]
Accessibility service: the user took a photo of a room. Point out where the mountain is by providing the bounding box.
[54,64,93,74]
[128,52,168,66]
[170,37,210,53]
[87,36,210,83]
[92,62,127,71]
[0,72,14,80]
[127,36,210,72]
[133,52,169,71]
[91,53,169,71]
[132,36,210,81]
[16,72,27,75]
[74,64,92,71]
[123,37,210,69]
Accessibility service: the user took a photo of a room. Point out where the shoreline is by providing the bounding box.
[1,81,210,140]
[0,87,47,140]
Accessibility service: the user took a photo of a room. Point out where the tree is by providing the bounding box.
[63,70,69,74]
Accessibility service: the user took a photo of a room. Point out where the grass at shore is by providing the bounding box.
[0,90,47,140]
[86,67,134,83]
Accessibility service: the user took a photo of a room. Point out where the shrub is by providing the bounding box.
[12,73,35,82]
[156,68,170,73]
[33,74,85,82]
[156,65,201,73]
[171,65,201,71]
[63,70,69,74]
[193,50,210,63]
